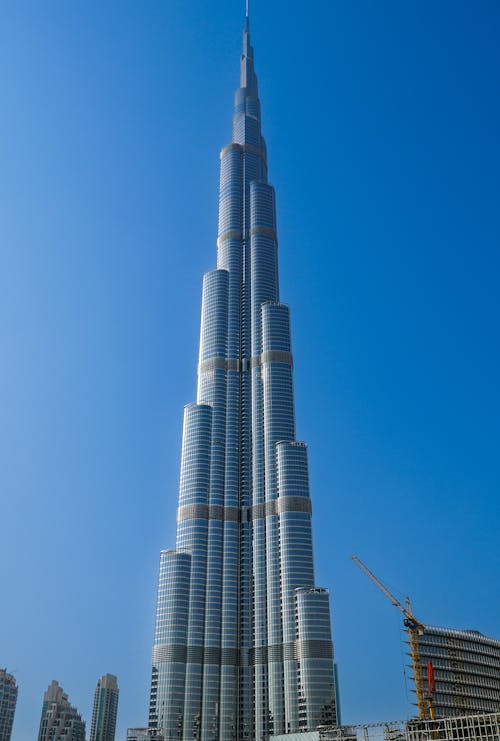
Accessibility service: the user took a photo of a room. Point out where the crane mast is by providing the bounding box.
[351,555,428,720]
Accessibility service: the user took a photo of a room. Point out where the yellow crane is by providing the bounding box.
[351,555,429,720]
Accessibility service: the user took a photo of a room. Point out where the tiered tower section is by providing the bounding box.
[149,15,337,741]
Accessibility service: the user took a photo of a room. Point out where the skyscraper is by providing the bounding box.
[37,680,86,741]
[90,674,119,741]
[149,11,337,741]
[0,669,18,741]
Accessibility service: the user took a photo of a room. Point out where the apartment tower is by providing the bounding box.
[37,681,85,741]
[149,11,337,741]
[90,674,119,741]
[0,670,18,741]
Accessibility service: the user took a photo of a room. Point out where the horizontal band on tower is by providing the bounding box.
[177,504,240,523]
[250,497,312,520]
[152,644,240,666]
[260,350,293,366]
[250,225,277,240]
[199,351,292,374]
[220,647,239,665]
[217,229,242,247]
[186,646,203,663]
[250,639,330,665]
[203,646,220,664]
[251,351,293,368]
[198,357,240,373]
[220,141,268,167]
[251,646,267,665]
[177,497,310,524]
[152,644,186,663]
[283,642,296,661]
[295,639,333,660]
[152,639,330,667]
[216,226,277,248]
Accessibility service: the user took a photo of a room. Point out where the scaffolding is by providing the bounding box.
[318,712,500,741]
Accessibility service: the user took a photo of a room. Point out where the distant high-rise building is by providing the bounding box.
[148,8,337,741]
[37,680,86,741]
[0,669,18,741]
[90,674,119,741]
[411,626,500,718]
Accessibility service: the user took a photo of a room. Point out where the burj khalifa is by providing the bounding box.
[148,11,338,741]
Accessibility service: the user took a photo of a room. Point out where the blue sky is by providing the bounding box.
[1,1,499,739]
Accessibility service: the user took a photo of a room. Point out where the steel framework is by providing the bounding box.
[318,712,500,741]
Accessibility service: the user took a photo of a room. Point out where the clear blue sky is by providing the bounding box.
[1,1,499,739]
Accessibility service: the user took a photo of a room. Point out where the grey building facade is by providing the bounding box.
[37,680,86,741]
[0,669,18,741]
[413,626,500,718]
[90,674,119,741]
[149,11,337,741]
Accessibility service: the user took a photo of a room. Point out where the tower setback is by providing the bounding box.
[149,14,338,741]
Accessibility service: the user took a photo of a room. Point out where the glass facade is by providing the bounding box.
[0,669,18,741]
[149,14,337,741]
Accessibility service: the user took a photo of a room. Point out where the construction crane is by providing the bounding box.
[351,555,429,721]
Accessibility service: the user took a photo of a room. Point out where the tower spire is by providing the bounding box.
[240,0,256,93]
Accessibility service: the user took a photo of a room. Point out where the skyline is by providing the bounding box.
[1,2,499,740]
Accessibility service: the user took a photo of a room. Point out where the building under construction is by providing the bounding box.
[408,627,500,718]
[316,712,500,741]
[352,556,500,722]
